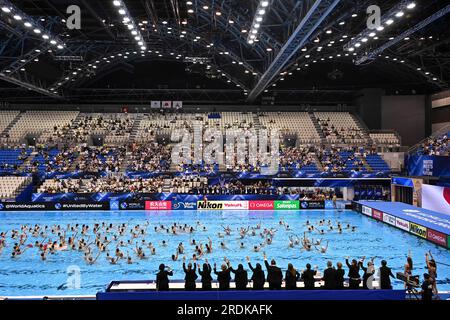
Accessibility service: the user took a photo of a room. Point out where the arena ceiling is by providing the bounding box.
[0,0,449,104]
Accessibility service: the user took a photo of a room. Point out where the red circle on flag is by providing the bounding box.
[443,187,450,205]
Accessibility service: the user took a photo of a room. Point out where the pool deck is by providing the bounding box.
[356,201,450,249]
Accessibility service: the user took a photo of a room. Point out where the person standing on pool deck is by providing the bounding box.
[198,259,213,290]
[229,263,249,290]
[263,253,283,290]
[378,260,395,289]
[301,263,317,290]
[322,261,337,290]
[346,257,363,289]
[214,259,232,290]
[285,263,300,290]
[156,264,173,291]
[420,273,434,301]
[246,256,266,290]
[361,258,375,289]
[182,257,198,290]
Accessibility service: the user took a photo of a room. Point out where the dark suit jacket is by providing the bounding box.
[323,267,337,289]
[156,270,173,291]
[264,260,283,287]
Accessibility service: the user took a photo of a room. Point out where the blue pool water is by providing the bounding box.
[0,209,449,296]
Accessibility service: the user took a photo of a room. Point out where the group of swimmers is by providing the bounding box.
[0,218,360,265]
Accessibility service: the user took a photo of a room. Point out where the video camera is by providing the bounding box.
[396,272,420,288]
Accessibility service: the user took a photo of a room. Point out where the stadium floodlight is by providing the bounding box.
[112,0,147,50]
[344,0,418,53]
[247,0,272,45]
[0,0,66,49]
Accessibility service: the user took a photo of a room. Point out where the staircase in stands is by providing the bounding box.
[308,112,326,145]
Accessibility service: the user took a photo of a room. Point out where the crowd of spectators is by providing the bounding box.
[318,118,365,143]
[76,146,126,173]
[417,133,449,156]
[128,143,171,172]
[38,176,165,193]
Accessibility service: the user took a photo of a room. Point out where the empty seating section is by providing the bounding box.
[0,110,19,135]
[0,147,32,173]
[315,112,367,144]
[366,154,391,172]
[0,176,31,200]
[370,133,400,146]
[259,112,321,144]
[2,111,78,144]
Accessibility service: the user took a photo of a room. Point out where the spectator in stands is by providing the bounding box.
[263,254,283,290]
[322,261,337,289]
[247,256,265,290]
[230,263,249,290]
[182,258,198,290]
[156,263,173,291]
[285,263,300,290]
[198,260,213,290]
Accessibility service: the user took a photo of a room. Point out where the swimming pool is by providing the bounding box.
[0,209,449,297]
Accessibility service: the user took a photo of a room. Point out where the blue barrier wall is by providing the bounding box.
[96,290,406,301]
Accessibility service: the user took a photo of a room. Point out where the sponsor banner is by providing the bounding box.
[0,202,110,211]
[274,200,299,210]
[249,200,274,210]
[53,202,110,210]
[362,205,372,217]
[0,202,50,211]
[409,222,427,239]
[395,217,410,232]
[196,201,248,210]
[353,202,362,213]
[119,201,145,210]
[300,201,325,209]
[427,229,447,247]
[372,209,383,221]
[223,201,249,210]
[145,201,172,210]
[172,201,197,210]
[383,213,396,226]
[197,201,224,210]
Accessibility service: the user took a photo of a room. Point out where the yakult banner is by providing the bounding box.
[395,217,410,231]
